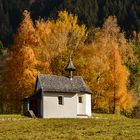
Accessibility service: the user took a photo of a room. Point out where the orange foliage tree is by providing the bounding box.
[91,17,135,113]
[3,10,38,113]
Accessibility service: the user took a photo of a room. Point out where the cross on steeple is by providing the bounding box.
[65,56,75,80]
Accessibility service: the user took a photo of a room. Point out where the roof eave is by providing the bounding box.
[41,90,92,94]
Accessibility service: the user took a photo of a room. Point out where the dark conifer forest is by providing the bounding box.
[0,0,139,46]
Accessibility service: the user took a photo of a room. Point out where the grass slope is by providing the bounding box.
[0,114,140,140]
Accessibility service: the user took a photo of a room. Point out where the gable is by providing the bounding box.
[34,77,41,92]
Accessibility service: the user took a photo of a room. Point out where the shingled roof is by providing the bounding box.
[37,74,92,94]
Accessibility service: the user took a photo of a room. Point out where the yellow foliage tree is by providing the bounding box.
[36,11,87,74]
[35,11,86,54]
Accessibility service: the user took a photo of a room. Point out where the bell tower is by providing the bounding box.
[65,56,76,80]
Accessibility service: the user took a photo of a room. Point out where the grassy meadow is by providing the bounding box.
[0,114,140,140]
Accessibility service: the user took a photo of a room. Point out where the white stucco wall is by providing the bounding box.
[43,93,77,118]
[77,93,91,116]
[77,94,85,115]
[85,94,91,116]
[42,92,91,118]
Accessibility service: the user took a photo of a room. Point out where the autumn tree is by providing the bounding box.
[36,11,87,75]
[91,17,135,114]
[3,10,38,113]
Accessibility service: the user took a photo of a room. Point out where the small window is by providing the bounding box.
[79,96,83,103]
[58,96,63,105]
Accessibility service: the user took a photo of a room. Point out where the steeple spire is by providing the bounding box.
[65,56,75,80]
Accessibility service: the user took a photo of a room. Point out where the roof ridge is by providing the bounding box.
[38,74,82,77]
[38,74,83,78]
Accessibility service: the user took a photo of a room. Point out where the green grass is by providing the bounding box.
[0,114,140,140]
